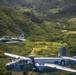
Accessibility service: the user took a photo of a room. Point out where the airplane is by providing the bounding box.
[4,46,76,74]
[0,33,25,43]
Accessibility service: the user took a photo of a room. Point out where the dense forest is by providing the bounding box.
[0,0,76,75]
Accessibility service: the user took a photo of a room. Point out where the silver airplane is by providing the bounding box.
[0,33,25,43]
[4,46,76,74]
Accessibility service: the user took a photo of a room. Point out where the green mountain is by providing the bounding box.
[1,0,76,29]
[0,1,76,75]
[1,0,76,19]
[0,5,61,41]
[0,6,43,38]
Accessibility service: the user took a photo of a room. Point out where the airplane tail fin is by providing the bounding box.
[58,46,66,57]
[19,33,24,39]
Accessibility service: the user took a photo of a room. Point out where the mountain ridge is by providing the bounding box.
[0,5,61,41]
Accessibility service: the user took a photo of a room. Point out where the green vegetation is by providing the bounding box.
[0,0,76,75]
[0,6,41,37]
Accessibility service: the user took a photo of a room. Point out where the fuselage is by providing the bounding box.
[0,33,25,43]
[6,57,76,73]
[35,57,76,66]
[0,36,25,43]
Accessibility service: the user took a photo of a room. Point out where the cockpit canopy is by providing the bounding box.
[2,36,12,40]
[13,59,32,64]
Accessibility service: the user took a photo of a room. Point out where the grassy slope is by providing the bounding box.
[0,6,62,42]
[0,6,46,37]
[0,1,76,75]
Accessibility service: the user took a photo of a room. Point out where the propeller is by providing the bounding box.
[29,55,35,67]
[29,56,39,72]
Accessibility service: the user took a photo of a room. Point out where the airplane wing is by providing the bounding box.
[44,63,76,73]
[61,56,76,61]
[4,53,30,60]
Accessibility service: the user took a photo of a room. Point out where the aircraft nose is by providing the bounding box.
[5,64,10,70]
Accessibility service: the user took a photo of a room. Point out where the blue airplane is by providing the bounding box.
[4,46,76,74]
[0,33,25,43]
